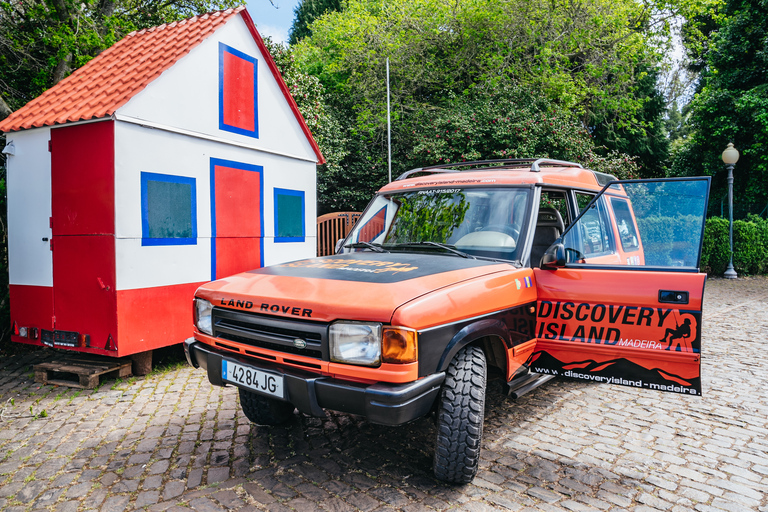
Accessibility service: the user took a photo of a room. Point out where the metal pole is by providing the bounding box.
[724,163,737,279]
[386,58,392,183]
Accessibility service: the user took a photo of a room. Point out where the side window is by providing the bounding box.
[573,193,614,256]
[540,190,570,227]
[610,197,640,252]
[562,179,710,268]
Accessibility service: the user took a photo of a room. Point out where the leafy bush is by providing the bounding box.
[733,215,768,275]
[701,215,768,276]
[701,217,730,275]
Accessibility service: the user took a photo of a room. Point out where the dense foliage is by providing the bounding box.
[287,0,342,45]
[672,0,768,217]
[285,0,668,211]
[701,215,768,275]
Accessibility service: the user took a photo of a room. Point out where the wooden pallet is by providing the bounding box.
[33,355,133,389]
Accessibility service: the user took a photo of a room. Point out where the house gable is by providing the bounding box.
[117,12,319,162]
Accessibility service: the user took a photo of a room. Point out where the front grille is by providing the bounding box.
[212,307,327,360]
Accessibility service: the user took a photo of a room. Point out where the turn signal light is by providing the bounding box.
[382,327,417,364]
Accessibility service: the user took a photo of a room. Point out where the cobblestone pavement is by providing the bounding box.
[1,277,767,512]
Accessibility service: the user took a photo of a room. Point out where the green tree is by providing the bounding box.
[672,0,768,217]
[288,0,342,45]
[262,38,349,214]
[290,0,658,210]
[589,65,670,178]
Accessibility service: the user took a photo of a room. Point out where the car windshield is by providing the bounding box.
[344,187,531,261]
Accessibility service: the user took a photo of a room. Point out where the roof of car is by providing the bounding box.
[379,158,615,193]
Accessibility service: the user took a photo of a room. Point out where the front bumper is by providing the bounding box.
[184,338,444,426]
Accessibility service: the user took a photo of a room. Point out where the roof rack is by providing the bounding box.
[394,158,583,181]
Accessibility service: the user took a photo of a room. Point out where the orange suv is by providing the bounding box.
[186,158,710,483]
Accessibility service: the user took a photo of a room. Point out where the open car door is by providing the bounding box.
[532,178,711,395]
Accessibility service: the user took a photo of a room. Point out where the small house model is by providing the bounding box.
[0,7,324,361]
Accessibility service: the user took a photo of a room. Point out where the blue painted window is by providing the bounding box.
[274,188,305,242]
[141,172,197,246]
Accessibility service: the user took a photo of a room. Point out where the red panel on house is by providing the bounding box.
[222,50,256,133]
[216,238,262,278]
[116,282,206,355]
[52,235,117,353]
[10,285,54,345]
[51,121,115,236]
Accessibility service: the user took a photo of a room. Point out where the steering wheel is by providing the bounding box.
[480,225,520,239]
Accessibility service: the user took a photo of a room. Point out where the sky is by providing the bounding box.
[245,0,302,44]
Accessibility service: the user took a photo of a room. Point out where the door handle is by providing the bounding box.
[658,290,689,304]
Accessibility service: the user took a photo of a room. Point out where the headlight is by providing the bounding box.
[194,298,213,335]
[329,322,382,366]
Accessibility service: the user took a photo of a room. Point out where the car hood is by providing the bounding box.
[196,252,513,323]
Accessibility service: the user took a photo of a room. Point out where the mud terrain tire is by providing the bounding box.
[433,345,487,483]
[239,388,295,425]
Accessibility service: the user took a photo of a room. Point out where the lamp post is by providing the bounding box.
[721,143,739,279]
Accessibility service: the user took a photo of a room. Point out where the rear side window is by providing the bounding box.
[574,193,614,256]
[610,197,640,251]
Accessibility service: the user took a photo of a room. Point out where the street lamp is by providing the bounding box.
[721,143,739,279]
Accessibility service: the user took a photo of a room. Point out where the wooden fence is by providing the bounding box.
[316,212,361,257]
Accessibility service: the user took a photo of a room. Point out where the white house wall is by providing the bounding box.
[114,121,316,291]
[117,14,316,163]
[6,127,53,287]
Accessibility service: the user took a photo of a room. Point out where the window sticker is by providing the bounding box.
[274,188,305,242]
[141,172,197,246]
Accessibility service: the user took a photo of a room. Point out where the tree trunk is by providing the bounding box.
[0,96,11,121]
[52,54,73,85]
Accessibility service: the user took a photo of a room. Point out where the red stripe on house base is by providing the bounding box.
[116,282,207,356]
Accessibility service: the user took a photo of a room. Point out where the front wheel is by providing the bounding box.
[238,388,295,425]
[433,345,487,483]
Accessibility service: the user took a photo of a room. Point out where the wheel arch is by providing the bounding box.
[436,319,510,375]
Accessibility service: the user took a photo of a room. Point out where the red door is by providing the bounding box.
[211,159,263,280]
[50,121,117,351]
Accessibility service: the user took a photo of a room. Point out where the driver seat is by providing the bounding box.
[530,208,565,267]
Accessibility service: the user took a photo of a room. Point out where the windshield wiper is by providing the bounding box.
[344,242,389,253]
[391,241,475,259]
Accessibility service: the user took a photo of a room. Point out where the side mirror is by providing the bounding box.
[334,239,344,253]
[541,243,566,269]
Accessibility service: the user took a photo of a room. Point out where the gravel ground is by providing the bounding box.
[0,276,766,512]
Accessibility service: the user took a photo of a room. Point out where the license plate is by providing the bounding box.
[222,359,284,399]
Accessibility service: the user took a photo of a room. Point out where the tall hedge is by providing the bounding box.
[701,215,768,275]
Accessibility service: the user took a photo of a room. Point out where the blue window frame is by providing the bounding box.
[274,188,305,242]
[141,172,197,246]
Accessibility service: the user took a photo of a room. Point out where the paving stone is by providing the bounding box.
[1,278,767,510]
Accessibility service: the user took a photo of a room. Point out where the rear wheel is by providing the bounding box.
[433,345,487,483]
[238,387,295,425]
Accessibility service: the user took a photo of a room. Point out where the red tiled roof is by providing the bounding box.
[0,8,244,133]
